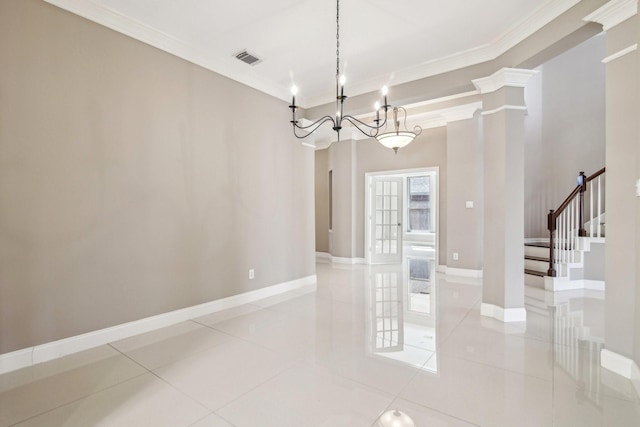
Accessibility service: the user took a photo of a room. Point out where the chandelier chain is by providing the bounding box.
[336,0,340,77]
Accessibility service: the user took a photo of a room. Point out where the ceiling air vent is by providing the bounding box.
[234,50,262,66]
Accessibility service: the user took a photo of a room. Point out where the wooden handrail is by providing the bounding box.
[587,167,605,182]
[551,186,581,221]
[546,168,605,277]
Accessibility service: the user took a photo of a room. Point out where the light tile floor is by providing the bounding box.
[2,262,640,426]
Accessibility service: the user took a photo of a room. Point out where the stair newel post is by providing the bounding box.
[578,171,587,237]
[547,209,556,277]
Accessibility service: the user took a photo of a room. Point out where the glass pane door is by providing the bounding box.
[370,176,403,263]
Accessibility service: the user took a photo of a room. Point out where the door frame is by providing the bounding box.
[365,167,439,265]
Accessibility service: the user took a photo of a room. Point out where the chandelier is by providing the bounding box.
[288,0,422,153]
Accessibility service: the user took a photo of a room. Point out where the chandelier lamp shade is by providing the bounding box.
[288,0,422,153]
[375,106,422,154]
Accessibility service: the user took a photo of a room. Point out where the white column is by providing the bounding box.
[473,68,538,322]
[585,0,640,380]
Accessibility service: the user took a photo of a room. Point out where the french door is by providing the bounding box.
[370,177,403,264]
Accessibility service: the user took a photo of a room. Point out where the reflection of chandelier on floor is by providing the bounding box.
[376,409,416,427]
[288,0,421,153]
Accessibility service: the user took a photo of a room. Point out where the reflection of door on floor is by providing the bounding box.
[370,176,403,264]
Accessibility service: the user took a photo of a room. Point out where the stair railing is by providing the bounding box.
[547,168,606,277]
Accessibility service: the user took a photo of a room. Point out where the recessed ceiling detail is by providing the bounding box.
[43,0,581,108]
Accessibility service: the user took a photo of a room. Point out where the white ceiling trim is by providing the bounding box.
[472,68,540,93]
[583,0,638,31]
[602,43,638,63]
[45,0,580,107]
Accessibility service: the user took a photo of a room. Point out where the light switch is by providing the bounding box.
[465,201,474,208]
[636,179,640,197]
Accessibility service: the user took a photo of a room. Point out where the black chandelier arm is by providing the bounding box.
[291,116,336,139]
[340,115,388,138]
[397,106,422,135]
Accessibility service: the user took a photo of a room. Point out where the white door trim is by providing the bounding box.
[365,167,439,265]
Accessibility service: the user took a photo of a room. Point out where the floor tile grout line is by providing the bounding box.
[437,304,476,347]
[110,326,241,373]
[185,411,237,427]
[370,352,481,427]
[107,343,213,415]
[6,356,150,427]
[367,352,435,426]
[212,358,308,416]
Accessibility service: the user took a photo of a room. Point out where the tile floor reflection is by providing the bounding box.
[1,253,640,426]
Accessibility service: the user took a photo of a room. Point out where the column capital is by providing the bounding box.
[440,102,483,123]
[583,0,637,31]
[472,68,538,94]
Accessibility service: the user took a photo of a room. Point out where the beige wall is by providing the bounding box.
[327,139,356,258]
[0,0,315,354]
[314,149,329,253]
[524,34,606,238]
[446,115,483,270]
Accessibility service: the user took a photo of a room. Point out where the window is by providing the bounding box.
[407,176,431,232]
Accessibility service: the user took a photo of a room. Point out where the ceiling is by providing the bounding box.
[45,0,581,108]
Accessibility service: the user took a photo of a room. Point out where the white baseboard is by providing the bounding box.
[524,237,549,244]
[634,360,640,399]
[315,252,366,265]
[437,265,483,278]
[601,348,636,377]
[331,256,366,265]
[544,277,605,292]
[315,252,331,262]
[0,275,317,375]
[0,348,33,376]
[481,303,527,323]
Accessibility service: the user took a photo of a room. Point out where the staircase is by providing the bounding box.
[524,242,549,288]
[525,238,605,291]
[525,168,606,292]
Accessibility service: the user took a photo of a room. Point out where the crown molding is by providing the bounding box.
[583,0,638,31]
[472,68,539,94]
[481,105,528,116]
[439,102,483,123]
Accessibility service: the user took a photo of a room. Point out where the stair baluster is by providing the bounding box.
[547,168,605,278]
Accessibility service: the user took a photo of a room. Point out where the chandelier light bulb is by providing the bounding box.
[374,101,380,111]
[291,85,298,96]
[339,74,346,86]
[382,85,388,96]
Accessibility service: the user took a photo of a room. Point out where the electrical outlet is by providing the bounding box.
[452,252,459,261]
[465,201,474,208]
[249,269,255,280]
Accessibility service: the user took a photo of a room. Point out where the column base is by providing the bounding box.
[601,349,640,399]
[481,303,527,322]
